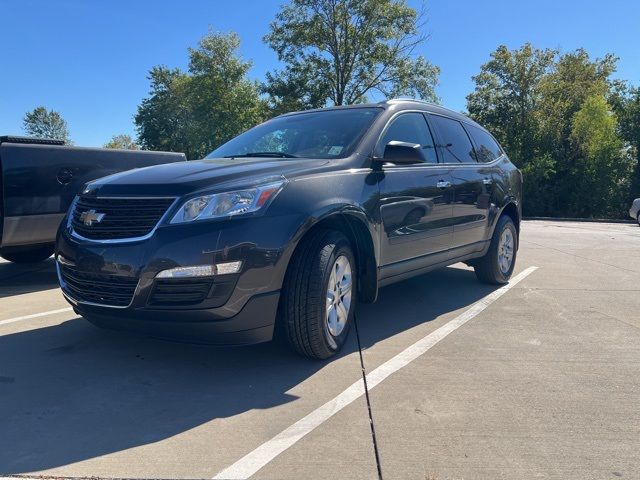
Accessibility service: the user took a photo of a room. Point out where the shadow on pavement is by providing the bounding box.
[0,264,495,474]
[0,257,59,298]
[357,264,496,347]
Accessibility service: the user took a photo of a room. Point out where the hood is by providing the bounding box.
[85,157,332,197]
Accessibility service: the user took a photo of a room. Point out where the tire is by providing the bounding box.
[474,215,517,284]
[637,213,640,227]
[0,243,55,263]
[280,229,356,360]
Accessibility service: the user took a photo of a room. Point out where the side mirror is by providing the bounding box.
[382,141,424,165]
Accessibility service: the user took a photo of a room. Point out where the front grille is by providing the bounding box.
[72,196,175,240]
[60,264,138,307]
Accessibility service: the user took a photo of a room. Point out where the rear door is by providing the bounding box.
[427,114,491,250]
[377,112,454,267]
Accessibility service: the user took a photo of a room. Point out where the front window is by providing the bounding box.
[378,113,438,163]
[207,108,382,160]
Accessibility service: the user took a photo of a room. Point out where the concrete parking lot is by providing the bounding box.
[1,220,639,480]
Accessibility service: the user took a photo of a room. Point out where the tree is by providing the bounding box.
[135,32,267,159]
[535,50,619,216]
[570,94,632,217]
[466,44,557,169]
[467,45,631,218]
[535,49,617,157]
[609,83,640,199]
[134,66,193,156]
[263,0,439,114]
[262,67,331,116]
[104,134,140,150]
[23,106,70,142]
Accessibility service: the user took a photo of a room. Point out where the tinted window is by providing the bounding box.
[467,124,503,163]
[207,108,381,160]
[379,113,437,163]
[428,115,476,163]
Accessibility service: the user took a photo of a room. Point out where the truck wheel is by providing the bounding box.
[0,244,55,263]
[281,229,356,360]
[474,215,517,285]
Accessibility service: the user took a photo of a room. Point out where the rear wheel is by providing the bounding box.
[280,229,356,359]
[0,244,55,263]
[474,215,517,284]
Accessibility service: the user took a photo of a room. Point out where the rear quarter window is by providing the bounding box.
[467,124,503,163]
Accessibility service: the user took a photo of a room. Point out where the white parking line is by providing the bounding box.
[0,307,74,327]
[213,266,539,479]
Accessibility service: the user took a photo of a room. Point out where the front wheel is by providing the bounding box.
[474,215,518,284]
[280,229,356,360]
[0,244,55,263]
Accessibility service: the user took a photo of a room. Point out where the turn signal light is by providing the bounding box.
[155,261,242,278]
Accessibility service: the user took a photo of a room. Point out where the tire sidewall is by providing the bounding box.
[318,236,356,355]
[492,217,517,283]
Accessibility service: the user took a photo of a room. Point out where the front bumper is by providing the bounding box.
[68,291,280,345]
[56,213,302,344]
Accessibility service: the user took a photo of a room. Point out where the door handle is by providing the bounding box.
[483,177,493,186]
[436,180,451,189]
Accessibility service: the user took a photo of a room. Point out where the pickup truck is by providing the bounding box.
[0,136,185,263]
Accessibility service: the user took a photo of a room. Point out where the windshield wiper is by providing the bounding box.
[223,151,299,159]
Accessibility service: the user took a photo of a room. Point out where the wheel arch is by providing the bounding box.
[287,208,379,304]
[500,202,520,232]
[496,201,521,249]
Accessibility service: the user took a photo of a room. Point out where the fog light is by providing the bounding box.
[156,261,242,278]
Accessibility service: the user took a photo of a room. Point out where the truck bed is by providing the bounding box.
[0,136,186,260]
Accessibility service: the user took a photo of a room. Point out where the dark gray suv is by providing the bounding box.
[56,99,522,359]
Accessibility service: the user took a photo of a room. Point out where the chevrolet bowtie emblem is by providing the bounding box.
[79,209,106,226]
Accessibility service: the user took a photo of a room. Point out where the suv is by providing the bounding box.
[56,99,522,359]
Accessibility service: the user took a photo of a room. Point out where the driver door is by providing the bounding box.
[377,112,454,268]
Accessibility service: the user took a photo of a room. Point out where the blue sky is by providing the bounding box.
[1,0,638,147]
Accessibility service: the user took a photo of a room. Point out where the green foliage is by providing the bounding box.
[467,43,556,168]
[520,154,557,215]
[535,49,617,157]
[135,31,267,159]
[23,106,70,143]
[467,44,634,219]
[609,83,640,199]
[104,134,139,150]
[263,0,439,114]
[570,94,632,217]
[572,95,619,157]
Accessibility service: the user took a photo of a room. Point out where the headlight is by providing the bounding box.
[169,181,284,224]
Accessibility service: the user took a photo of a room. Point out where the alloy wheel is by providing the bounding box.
[498,228,514,274]
[325,255,352,337]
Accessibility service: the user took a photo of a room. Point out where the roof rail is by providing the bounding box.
[0,135,65,146]
[380,98,470,119]
[380,98,438,107]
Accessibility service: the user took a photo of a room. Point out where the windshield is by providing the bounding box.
[206,107,382,160]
